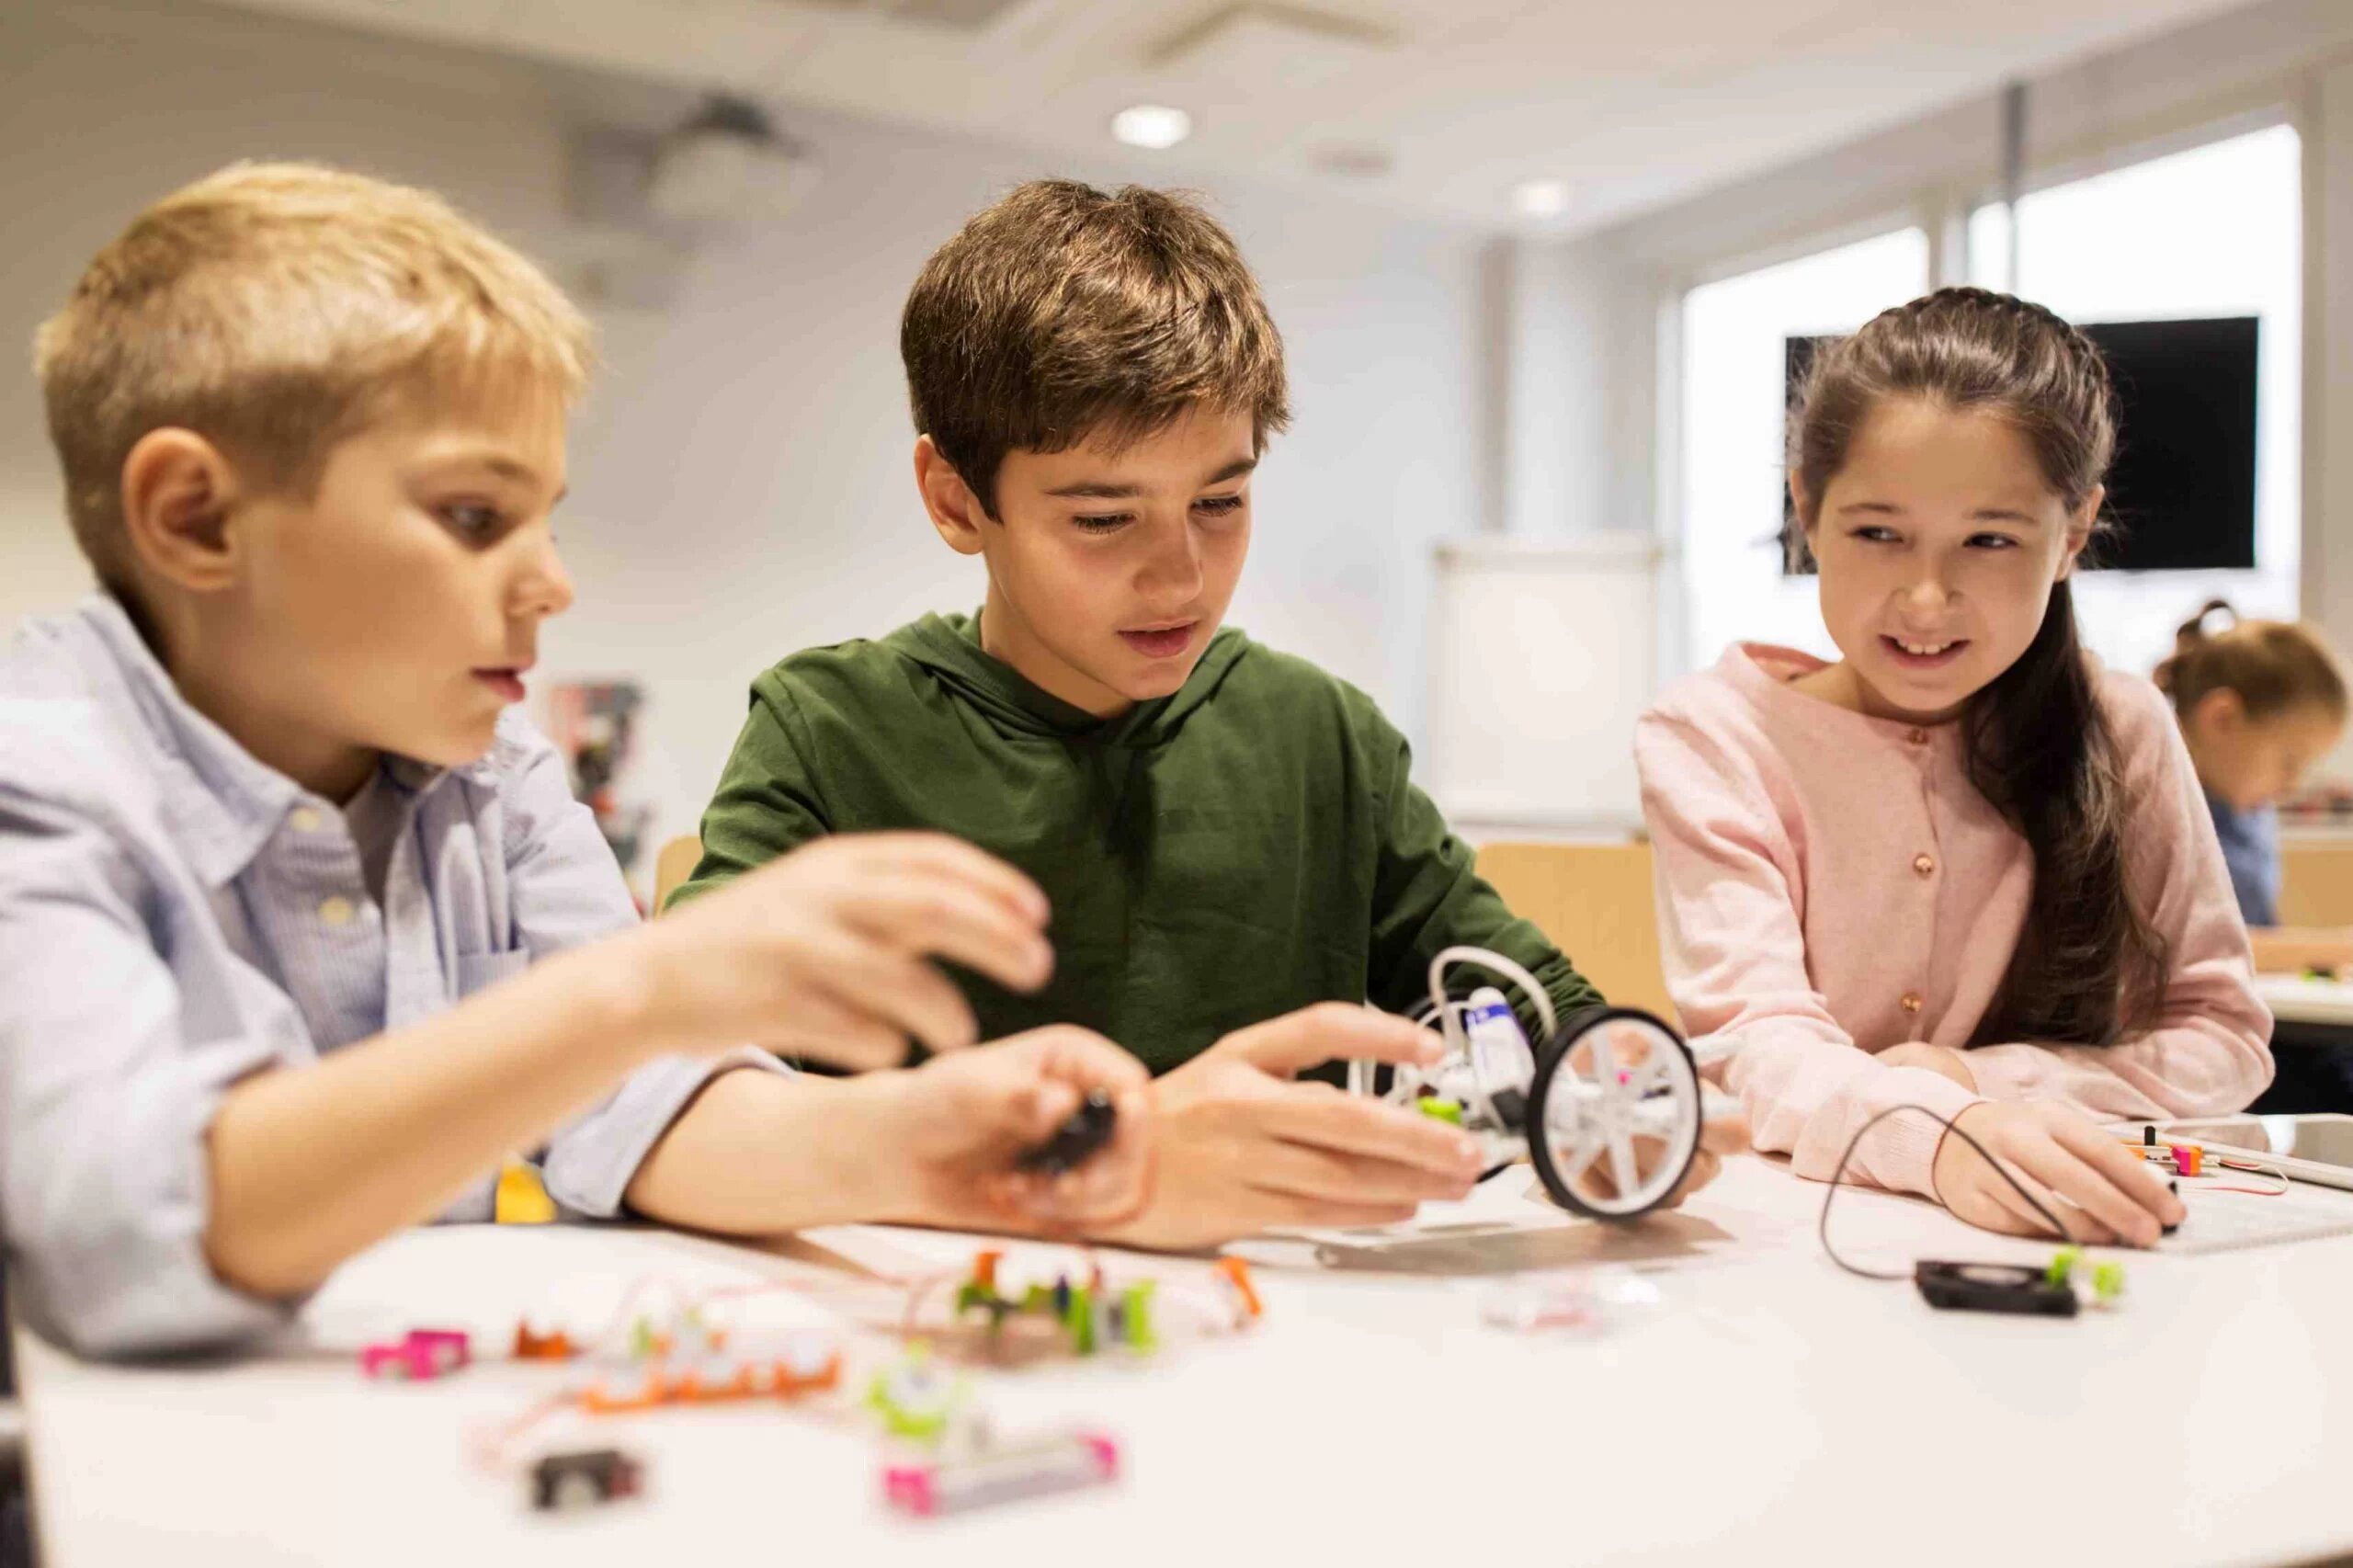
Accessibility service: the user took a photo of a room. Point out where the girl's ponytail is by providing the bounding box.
[2153,597,2347,723]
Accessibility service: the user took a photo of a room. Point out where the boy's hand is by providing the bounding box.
[1931,1100,2185,1248]
[1104,1005,1486,1249]
[638,833,1053,1070]
[880,1026,1154,1229]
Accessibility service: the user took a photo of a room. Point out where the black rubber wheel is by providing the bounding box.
[1526,1006,1701,1221]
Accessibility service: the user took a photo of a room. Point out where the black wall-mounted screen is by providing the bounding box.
[1781,315,2258,573]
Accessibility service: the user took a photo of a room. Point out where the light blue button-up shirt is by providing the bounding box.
[0,597,779,1358]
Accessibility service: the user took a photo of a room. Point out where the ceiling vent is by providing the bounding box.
[774,0,1041,34]
[1149,5,1394,93]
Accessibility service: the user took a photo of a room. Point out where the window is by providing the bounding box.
[1968,123,2302,676]
[1677,227,1931,670]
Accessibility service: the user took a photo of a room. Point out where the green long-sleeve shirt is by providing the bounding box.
[673,612,1599,1074]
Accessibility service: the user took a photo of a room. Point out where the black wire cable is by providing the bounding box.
[1819,1103,2076,1280]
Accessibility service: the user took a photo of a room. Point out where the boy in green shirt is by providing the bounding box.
[675,179,1733,1245]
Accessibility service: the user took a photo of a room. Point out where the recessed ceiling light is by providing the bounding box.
[1111,105,1193,151]
[1512,178,1570,219]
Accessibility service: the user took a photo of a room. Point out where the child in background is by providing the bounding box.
[1638,286,2270,1248]
[2154,599,2351,973]
[0,164,1150,1360]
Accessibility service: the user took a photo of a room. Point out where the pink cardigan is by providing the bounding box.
[1635,643,2273,1199]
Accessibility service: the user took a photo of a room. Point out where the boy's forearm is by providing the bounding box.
[202,941,672,1298]
[623,1067,926,1233]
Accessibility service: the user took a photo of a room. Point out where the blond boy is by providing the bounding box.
[0,164,1171,1358]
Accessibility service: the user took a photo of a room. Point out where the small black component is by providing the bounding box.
[530,1448,642,1511]
[1488,1086,1528,1132]
[1913,1260,2078,1317]
[1017,1091,1117,1175]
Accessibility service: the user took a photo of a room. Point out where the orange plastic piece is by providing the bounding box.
[2170,1143,2203,1176]
[512,1324,576,1361]
[775,1350,843,1397]
[972,1250,1002,1291]
[579,1367,670,1414]
[578,1350,843,1415]
[1217,1256,1263,1319]
[680,1363,757,1401]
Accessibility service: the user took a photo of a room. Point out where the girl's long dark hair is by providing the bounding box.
[1789,286,2166,1045]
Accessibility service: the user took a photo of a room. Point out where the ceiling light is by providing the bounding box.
[1111,105,1193,151]
[1511,178,1570,220]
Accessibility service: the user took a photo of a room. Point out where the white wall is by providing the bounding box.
[2307,56,2353,732]
[0,2,591,631]
[0,0,1485,870]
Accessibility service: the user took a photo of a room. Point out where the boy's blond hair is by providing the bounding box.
[34,162,593,597]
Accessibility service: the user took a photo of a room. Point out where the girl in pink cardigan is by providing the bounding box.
[1637,288,2270,1248]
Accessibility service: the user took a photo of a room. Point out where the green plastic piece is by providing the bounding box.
[2090,1262,2125,1302]
[1122,1281,1158,1352]
[1416,1096,1464,1125]
[2046,1246,2082,1288]
[1065,1284,1097,1355]
[867,1353,957,1442]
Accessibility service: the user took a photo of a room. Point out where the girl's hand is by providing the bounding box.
[1878,1041,1977,1091]
[883,1026,1154,1231]
[1575,1112,1753,1210]
[1930,1100,2185,1248]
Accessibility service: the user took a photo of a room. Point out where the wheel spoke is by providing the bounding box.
[1586,1024,1620,1084]
[1606,1125,1640,1199]
[1629,1100,1687,1136]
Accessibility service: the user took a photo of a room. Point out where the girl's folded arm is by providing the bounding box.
[1638,710,1978,1196]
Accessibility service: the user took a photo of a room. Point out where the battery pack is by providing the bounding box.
[1913,1260,2080,1317]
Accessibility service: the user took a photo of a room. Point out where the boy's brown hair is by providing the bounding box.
[900,178,1289,516]
[34,162,594,598]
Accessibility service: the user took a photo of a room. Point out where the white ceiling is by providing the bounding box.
[199,0,2256,233]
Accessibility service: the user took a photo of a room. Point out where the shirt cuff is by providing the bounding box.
[540,1048,792,1219]
[1868,1069,1984,1199]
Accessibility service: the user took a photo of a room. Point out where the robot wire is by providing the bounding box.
[1818,1103,2075,1280]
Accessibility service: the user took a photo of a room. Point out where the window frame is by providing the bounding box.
[1653,100,2310,679]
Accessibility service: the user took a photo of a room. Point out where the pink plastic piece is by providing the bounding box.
[359,1328,472,1381]
[882,1466,937,1517]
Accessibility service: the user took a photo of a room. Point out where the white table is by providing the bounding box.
[18,1157,2353,1568]
[2256,971,2353,1028]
